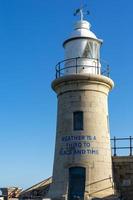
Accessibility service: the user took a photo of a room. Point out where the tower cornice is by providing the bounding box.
[52,74,114,94]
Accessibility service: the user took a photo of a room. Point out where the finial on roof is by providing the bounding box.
[74,5,90,21]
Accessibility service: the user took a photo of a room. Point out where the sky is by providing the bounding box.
[0,0,133,190]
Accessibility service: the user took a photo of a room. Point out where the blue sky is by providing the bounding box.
[0,0,133,189]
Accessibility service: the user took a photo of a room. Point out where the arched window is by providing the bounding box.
[73,111,83,131]
[68,167,86,200]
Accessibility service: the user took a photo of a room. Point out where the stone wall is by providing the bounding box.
[113,156,133,200]
[49,74,115,199]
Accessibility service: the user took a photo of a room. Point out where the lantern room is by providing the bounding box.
[55,11,104,77]
[63,19,102,74]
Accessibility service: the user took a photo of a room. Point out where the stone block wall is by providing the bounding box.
[113,156,133,200]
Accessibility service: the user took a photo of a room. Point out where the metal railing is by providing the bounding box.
[55,57,110,78]
[111,136,133,156]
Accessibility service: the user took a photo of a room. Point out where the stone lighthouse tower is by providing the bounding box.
[48,9,117,200]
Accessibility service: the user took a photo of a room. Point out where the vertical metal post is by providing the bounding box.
[59,63,61,77]
[97,59,99,74]
[76,57,78,74]
[56,65,57,79]
[114,136,117,156]
[107,65,110,77]
[130,136,132,156]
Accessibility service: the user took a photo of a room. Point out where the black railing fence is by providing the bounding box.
[111,136,133,156]
[55,57,110,78]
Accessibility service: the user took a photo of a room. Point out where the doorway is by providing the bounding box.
[68,167,86,200]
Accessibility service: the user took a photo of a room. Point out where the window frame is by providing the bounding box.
[73,111,84,131]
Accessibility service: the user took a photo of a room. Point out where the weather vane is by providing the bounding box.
[74,4,90,21]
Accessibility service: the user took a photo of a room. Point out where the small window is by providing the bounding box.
[73,111,83,131]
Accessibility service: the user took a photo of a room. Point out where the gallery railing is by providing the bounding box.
[55,57,110,78]
[111,136,133,156]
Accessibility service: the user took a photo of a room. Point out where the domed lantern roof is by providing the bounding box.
[72,20,97,39]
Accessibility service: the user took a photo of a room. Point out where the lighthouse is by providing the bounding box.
[48,8,117,200]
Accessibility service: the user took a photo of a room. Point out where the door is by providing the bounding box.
[68,167,86,200]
